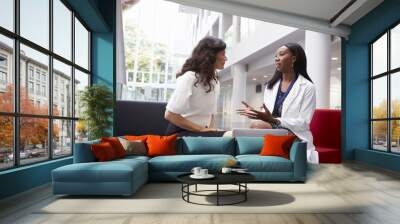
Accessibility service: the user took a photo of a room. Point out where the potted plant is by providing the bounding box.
[79,84,114,140]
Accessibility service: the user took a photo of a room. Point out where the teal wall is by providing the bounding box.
[343,0,400,171]
[91,0,116,136]
[0,158,72,199]
[0,0,116,200]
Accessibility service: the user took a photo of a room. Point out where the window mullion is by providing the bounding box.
[14,0,21,167]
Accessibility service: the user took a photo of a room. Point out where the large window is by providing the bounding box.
[0,0,91,171]
[370,23,400,153]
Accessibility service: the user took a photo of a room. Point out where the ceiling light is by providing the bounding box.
[337,67,341,71]
[252,78,257,81]
[332,57,338,60]
[263,76,268,78]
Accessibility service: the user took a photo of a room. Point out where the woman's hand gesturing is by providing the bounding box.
[237,101,275,124]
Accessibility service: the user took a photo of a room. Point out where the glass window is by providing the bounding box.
[371,25,400,154]
[1,0,91,169]
[75,120,88,143]
[53,59,72,117]
[53,119,72,158]
[136,72,143,82]
[74,18,89,70]
[42,85,46,96]
[372,34,387,76]
[20,0,49,49]
[159,74,165,84]
[74,69,89,118]
[391,72,400,118]
[372,121,388,151]
[19,117,49,165]
[152,73,158,83]
[0,54,7,67]
[0,34,14,113]
[391,24,400,70]
[0,71,7,85]
[0,0,14,31]
[391,120,400,153]
[20,44,49,115]
[0,116,13,170]
[28,67,34,79]
[143,72,150,83]
[128,72,134,82]
[36,84,40,95]
[372,77,387,119]
[53,0,72,60]
[28,81,34,94]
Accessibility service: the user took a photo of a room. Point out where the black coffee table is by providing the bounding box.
[177,173,255,206]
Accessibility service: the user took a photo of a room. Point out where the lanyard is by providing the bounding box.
[273,74,298,112]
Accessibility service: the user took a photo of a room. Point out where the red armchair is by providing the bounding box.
[310,109,342,163]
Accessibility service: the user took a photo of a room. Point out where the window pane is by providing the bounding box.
[391,120,400,153]
[53,119,72,158]
[0,0,14,31]
[53,59,72,117]
[372,77,387,119]
[391,72,400,118]
[75,120,88,143]
[391,24,400,70]
[74,18,89,70]
[53,0,72,60]
[20,0,49,49]
[372,121,388,151]
[372,33,387,76]
[74,69,89,118]
[20,44,49,115]
[0,34,14,113]
[20,117,49,165]
[0,116,13,170]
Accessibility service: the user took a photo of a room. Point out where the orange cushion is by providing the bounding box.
[101,137,127,158]
[91,142,118,161]
[146,135,177,157]
[124,135,148,142]
[260,134,297,159]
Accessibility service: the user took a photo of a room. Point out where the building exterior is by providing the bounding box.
[0,41,77,157]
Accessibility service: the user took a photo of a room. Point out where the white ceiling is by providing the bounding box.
[225,0,352,22]
[167,0,384,37]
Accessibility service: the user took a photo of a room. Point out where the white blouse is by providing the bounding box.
[166,71,220,128]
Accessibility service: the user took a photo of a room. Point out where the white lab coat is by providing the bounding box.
[263,75,318,164]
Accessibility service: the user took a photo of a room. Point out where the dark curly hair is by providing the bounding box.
[267,43,313,89]
[177,36,226,93]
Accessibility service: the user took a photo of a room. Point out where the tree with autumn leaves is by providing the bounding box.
[0,84,59,152]
[373,99,400,143]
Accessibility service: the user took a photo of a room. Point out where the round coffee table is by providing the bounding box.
[177,173,255,206]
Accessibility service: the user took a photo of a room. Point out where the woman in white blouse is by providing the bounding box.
[164,36,227,137]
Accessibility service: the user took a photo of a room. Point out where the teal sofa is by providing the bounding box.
[52,137,307,196]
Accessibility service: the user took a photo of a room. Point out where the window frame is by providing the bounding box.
[370,20,400,154]
[0,0,92,171]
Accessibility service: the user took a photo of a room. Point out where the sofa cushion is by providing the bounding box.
[235,137,264,155]
[52,158,147,183]
[101,137,127,158]
[147,135,177,157]
[236,155,293,172]
[260,135,297,159]
[118,138,147,156]
[179,137,235,155]
[91,142,118,161]
[148,154,235,172]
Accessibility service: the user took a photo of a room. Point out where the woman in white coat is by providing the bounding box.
[238,43,318,164]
